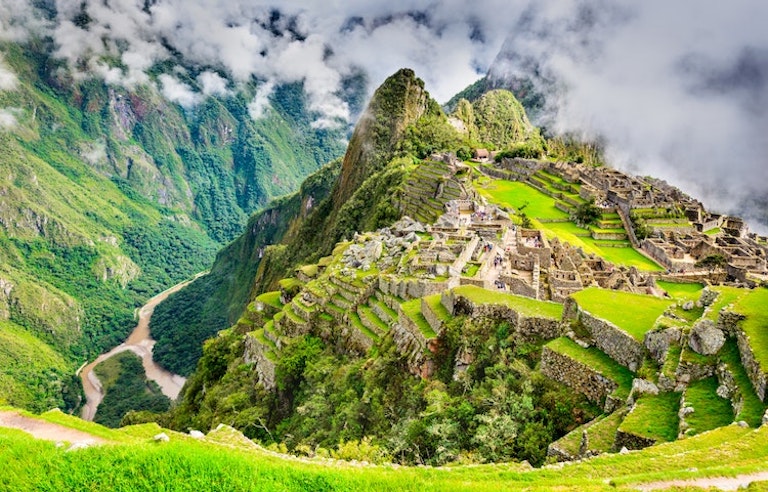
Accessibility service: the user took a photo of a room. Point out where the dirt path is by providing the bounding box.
[0,410,106,445]
[78,273,205,421]
[636,471,768,491]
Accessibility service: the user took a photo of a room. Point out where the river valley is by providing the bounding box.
[78,275,202,421]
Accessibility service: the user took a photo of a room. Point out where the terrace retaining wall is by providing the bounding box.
[540,346,619,406]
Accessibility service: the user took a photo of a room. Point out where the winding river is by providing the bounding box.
[78,274,204,421]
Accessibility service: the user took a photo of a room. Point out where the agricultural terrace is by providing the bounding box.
[546,337,634,399]
[571,288,672,341]
[732,287,768,373]
[476,178,662,271]
[452,285,563,319]
[656,281,704,301]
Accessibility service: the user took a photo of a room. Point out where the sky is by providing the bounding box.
[0,0,767,229]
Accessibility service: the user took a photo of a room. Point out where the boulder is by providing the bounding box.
[644,328,682,364]
[682,301,695,311]
[688,319,725,355]
[189,430,205,439]
[698,287,718,307]
[153,432,170,442]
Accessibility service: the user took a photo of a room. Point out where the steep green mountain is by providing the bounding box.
[0,39,350,412]
[152,69,444,375]
[144,68,768,471]
[152,75,545,377]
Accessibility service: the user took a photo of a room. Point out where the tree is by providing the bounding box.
[574,199,601,227]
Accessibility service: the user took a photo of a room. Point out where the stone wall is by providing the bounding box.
[421,297,445,334]
[378,275,459,300]
[244,335,277,390]
[448,291,565,342]
[540,346,619,405]
[575,308,645,371]
[614,429,656,451]
[735,327,768,402]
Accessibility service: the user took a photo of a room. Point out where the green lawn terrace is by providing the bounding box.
[541,337,633,409]
[400,156,471,224]
[475,172,663,272]
[4,407,768,491]
[566,287,673,372]
[729,287,768,402]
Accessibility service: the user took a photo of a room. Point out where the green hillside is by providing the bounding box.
[1,408,767,491]
[0,39,351,413]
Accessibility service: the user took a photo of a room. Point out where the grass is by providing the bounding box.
[619,392,681,443]
[452,284,563,319]
[657,281,704,301]
[358,305,389,333]
[586,411,625,452]
[546,338,634,399]
[423,294,452,323]
[464,263,481,277]
[572,288,672,341]
[400,299,437,338]
[477,179,569,220]
[732,287,768,372]
[477,178,662,270]
[683,377,734,435]
[4,408,768,491]
[349,312,379,342]
[719,340,767,427]
[254,291,284,310]
[705,286,749,322]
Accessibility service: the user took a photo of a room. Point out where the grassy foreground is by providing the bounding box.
[2,409,768,491]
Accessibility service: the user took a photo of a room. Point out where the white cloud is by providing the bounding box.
[158,74,201,109]
[247,80,275,120]
[0,55,18,91]
[0,108,19,129]
[198,71,231,96]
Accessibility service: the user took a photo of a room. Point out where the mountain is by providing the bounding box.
[145,68,768,470]
[0,38,355,413]
[151,69,543,376]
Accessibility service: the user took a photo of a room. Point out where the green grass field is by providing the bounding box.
[478,179,662,271]
[732,287,768,372]
[572,288,672,341]
[477,179,569,220]
[2,408,768,491]
[452,285,563,319]
[683,377,734,435]
[657,281,704,301]
[619,392,681,443]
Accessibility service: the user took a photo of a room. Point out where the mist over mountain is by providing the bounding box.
[488,1,768,232]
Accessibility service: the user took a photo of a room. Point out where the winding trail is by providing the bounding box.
[636,471,768,491]
[0,410,106,445]
[77,273,205,421]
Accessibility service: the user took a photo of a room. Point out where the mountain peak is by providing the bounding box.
[334,68,430,205]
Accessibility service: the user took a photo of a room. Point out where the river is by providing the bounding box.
[78,274,204,421]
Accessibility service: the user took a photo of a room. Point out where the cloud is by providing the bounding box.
[15,0,527,126]
[0,55,18,91]
[248,81,275,120]
[490,0,768,231]
[158,74,201,109]
[4,1,767,229]
[0,108,19,129]
[198,71,231,97]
